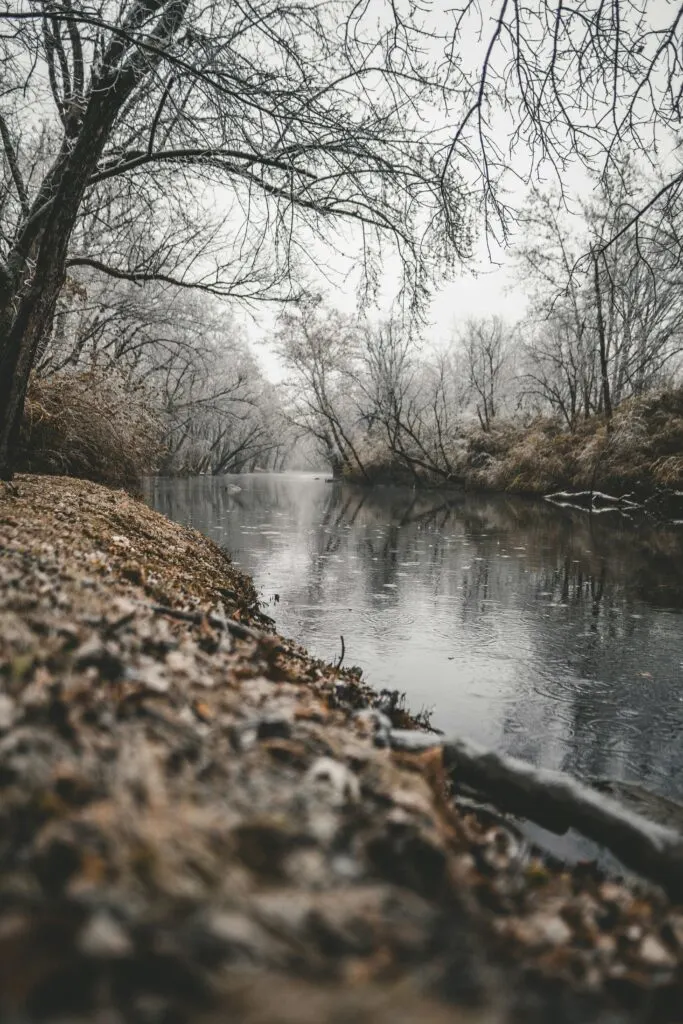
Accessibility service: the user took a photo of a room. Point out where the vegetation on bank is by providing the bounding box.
[20,371,163,487]
[315,385,683,500]
[16,365,683,502]
[462,388,683,497]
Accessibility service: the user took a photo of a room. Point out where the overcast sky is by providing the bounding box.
[236,0,680,383]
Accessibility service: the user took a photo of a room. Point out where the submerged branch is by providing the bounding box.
[390,730,683,900]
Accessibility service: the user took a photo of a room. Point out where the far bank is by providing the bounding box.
[335,387,683,510]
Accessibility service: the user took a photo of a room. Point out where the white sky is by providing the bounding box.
[242,210,531,382]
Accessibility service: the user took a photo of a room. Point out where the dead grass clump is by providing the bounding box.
[20,371,163,486]
[583,389,683,493]
[651,454,683,487]
[459,387,683,495]
[464,420,576,493]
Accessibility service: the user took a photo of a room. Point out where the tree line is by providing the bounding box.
[278,157,683,481]
[4,1,683,480]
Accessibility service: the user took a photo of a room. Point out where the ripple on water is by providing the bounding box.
[146,474,683,806]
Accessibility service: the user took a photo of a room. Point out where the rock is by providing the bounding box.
[306,757,360,805]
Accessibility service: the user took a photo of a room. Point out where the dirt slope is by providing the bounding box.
[1,474,682,1023]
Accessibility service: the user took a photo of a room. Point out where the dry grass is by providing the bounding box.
[19,370,163,486]
[461,420,575,493]
[461,386,683,496]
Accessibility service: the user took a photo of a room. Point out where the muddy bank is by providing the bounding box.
[2,475,683,1022]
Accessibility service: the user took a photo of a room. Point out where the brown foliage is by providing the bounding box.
[19,371,163,486]
[462,387,683,496]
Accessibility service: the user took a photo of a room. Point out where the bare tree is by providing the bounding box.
[354,321,466,482]
[459,316,511,431]
[277,301,369,480]
[440,1,683,237]
[520,317,596,430]
[0,0,470,478]
[34,265,288,475]
[517,164,683,427]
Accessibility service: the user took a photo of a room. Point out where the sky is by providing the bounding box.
[243,202,532,382]
[241,254,528,382]
[236,0,683,384]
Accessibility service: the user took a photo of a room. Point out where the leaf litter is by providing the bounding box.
[0,474,682,1022]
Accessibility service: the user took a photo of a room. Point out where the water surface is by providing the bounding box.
[145,473,683,804]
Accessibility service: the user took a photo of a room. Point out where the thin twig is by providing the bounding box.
[335,634,345,670]
[150,604,309,660]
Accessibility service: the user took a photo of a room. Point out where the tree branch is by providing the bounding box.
[0,112,29,218]
[390,729,683,900]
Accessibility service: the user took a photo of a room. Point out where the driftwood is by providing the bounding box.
[390,730,683,899]
[546,487,683,523]
[545,490,640,514]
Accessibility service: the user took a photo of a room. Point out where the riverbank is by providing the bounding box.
[462,387,683,499]
[2,475,683,1022]
[349,387,683,505]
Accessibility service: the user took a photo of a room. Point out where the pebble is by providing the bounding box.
[306,757,360,805]
[639,933,677,968]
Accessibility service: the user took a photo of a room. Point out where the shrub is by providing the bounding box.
[19,370,163,486]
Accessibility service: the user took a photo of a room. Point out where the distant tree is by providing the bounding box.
[36,270,286,474]
[459,316,511,431]
[355,321,466,481]
[520,318,596,430]
[277,301,368,480]
[517,163,683,427]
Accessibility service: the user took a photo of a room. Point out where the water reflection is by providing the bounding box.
[144,473,683,802]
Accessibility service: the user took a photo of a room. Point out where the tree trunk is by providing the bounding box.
[0,149,102,478]
[389,729,683,900]
[592,250,613,426]
[0,0,191,479]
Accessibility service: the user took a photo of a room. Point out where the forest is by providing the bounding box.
[2,0,683,491]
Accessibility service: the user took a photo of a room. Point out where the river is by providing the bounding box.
[144,472,683,813]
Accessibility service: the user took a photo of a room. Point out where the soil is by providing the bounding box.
[2,474,683,1023]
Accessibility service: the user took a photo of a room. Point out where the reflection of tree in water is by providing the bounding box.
[355,489,683,799]
[145,476,683,800]
[483,514,683,800]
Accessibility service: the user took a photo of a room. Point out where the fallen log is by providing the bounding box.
[389,730,683,900]
[545,487,683,523]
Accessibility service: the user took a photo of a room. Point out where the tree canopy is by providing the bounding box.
[3,0,683,477]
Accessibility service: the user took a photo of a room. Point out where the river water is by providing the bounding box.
[145,473,683,808]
